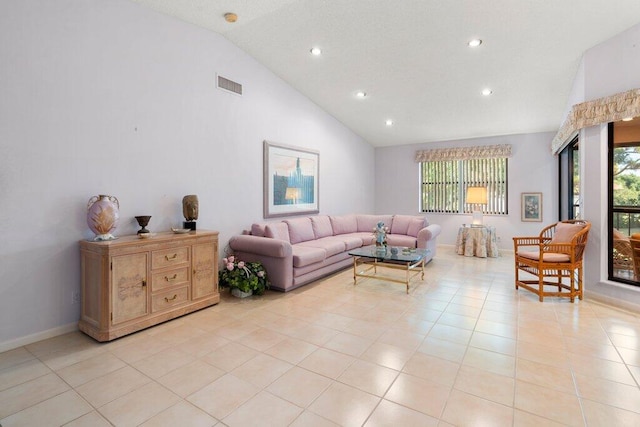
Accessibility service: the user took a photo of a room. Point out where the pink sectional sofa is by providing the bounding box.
[228,214,441,292]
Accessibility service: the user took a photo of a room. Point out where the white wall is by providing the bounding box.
[374,132,557,250]
[576,23,640,310]
[0,0,374,349]
[583,23,640,100]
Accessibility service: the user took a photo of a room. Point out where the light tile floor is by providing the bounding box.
[2,250,640,426]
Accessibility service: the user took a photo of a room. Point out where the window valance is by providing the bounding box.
[415,144,512,163]
[552,88,640,154]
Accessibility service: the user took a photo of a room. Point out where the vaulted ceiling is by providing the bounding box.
[130,0,640,146]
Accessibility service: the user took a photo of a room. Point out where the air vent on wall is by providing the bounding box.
[217,75,243,96]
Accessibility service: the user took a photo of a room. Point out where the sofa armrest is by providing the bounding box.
[228,235,292,258]
[228,235,294,291]
[417,224,442,249]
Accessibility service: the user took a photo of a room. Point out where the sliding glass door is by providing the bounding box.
[559,136,579,221]
[609,121,640,284]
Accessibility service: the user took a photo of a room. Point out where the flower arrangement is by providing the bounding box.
[373,221,389,247]
[218,255,269,295]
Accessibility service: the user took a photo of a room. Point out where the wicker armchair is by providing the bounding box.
[613,234,634,278]
[513,220,591,302]
[629,239,640,281]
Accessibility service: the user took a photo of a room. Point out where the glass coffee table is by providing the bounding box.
[348,245,430,293]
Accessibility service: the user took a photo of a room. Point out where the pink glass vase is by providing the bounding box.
[87,195,119,241]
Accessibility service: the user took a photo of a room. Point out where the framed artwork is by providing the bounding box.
[521,192,542,222]
[264,141,319,218]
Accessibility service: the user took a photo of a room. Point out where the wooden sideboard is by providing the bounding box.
[79,230,219,341]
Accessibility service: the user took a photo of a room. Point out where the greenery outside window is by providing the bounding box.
[609,121,640,285]
[417,145,510,215]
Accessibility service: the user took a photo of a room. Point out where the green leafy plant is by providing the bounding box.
[218,255,269,295]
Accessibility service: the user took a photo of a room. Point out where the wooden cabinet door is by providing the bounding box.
[111,253,148,325]
[192,242,217,299]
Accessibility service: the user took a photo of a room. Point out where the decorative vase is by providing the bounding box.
[231,288,253,298]
[87,195,119,241]
[135,215,151,234]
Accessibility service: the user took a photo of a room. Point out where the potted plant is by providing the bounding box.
[218,255,269,297]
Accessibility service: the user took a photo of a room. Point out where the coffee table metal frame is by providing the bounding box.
[348,245,428,293]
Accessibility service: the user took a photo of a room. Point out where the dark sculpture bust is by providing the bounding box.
[182,195,199,224]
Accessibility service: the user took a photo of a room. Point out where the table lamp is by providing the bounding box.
[466,186,488,226]
[285,187,300,204]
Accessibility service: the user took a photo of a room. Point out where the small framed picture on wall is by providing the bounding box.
[521,192,542,222]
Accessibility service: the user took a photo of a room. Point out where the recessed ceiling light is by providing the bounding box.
[355,91,367,98]
[622,117,634,121]
[310,47,322,56]
[468,39,482,47]
[385,119,394,126]
[481,88,493,96]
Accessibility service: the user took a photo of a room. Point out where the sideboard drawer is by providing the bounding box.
[152,286,189,313]
[151,266,189,291]
[152,246,189,269]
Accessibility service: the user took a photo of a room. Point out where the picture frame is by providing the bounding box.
[521,192,542,222]
[264,141,319,218]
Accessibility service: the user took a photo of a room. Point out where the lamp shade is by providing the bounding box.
[285,187,300,200]
[466,186,488,205]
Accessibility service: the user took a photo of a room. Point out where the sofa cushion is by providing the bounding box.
[407,217,428,237]
[265,223,290,243]
[391,215,412,235]
[386,234,418,248]
[311,215,333,239]
[251,223,268,237]
[336,234,365,250]
[330,215,358,235]
[297,237,345,258]
[284,217,316,244]
[291,245,326,267]
[356,214,394,233]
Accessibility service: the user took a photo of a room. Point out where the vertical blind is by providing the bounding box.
[417,145,511,215]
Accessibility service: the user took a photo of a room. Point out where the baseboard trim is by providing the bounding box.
[0,322,78,353]
[588,292,640,315]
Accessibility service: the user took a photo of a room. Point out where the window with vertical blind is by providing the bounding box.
[416,145,510,215]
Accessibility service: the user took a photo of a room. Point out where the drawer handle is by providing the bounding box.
[164,274,178,282]
[164,294,178,303]
[142,280,147,287]
[165,254,178,261]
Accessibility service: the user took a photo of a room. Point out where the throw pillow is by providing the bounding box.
[550,222,585,244]
[265,223,291,243]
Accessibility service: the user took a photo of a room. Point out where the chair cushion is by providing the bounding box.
[613,228,627,240]
[284,217,315,244]
[265,223,290,243]
[517,250,570,262]
[311,215,333,239]
[550,222,585,244]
